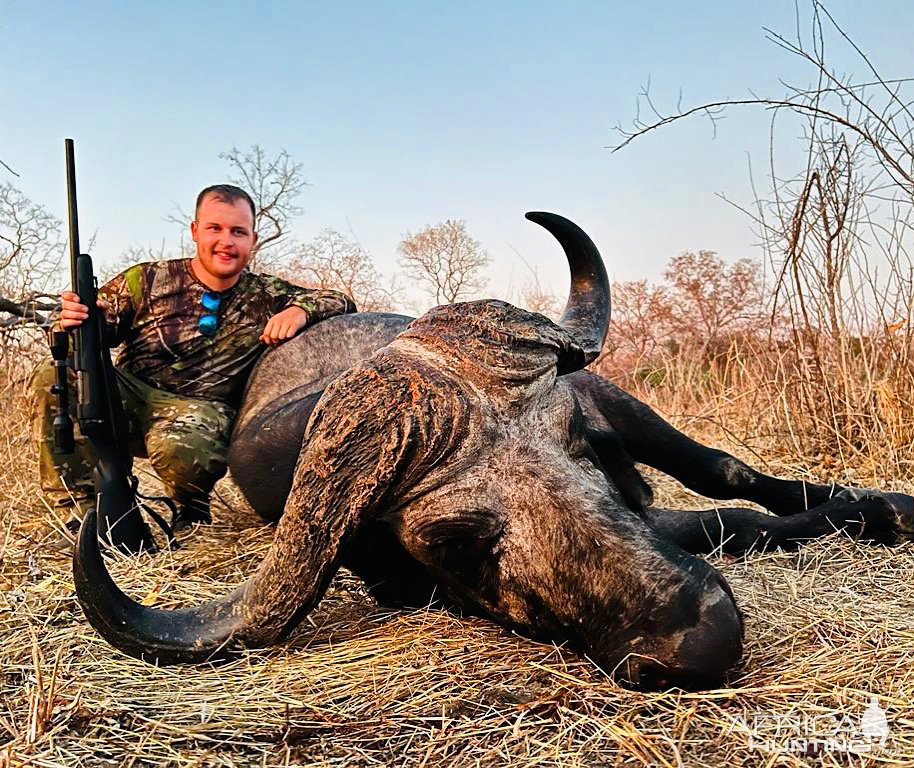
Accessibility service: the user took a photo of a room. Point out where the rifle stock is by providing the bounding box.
[64,138,156,554]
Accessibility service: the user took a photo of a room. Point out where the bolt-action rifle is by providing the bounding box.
[53,138,158,553]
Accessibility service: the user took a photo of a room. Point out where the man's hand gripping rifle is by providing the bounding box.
[51,139,167,554]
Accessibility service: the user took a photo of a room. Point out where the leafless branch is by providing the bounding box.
[0,293,58,328]
[221,145,309,268]
[612,2,914,196]
[0,158,19,177]
[0,182,65,309]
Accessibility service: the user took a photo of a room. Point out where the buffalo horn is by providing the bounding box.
[73,508,247,663]
[525,212,610,372]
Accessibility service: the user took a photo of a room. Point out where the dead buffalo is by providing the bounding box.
[73,212,914,690]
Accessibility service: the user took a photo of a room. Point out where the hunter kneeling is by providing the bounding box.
[31,184,355,530]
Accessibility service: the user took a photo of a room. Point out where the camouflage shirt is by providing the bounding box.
[98,259,356,407]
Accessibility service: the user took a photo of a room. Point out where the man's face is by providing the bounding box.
[190,194,258,288]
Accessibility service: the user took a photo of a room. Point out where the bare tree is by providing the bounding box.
[613,3,914,199]
[281,229,397,311]
[222,145,308,264]
[664,251,765,357]
[398,219,490,305]
[0,183,64,371]
[615,2,914,211]
[599,278,674,377]
[614,0,914,459]
[0,182,64,332]
[520,282,561,320]
[501,242,561,319]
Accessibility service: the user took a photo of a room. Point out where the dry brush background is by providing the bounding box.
[4,180,914,763]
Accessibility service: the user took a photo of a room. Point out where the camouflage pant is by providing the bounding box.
[30,360,236,510]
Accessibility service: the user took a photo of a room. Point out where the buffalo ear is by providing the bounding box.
[400,508,506,604]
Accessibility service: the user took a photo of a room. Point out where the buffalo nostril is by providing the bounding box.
[673,580,744,686]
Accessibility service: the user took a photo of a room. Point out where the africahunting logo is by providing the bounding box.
[726,695,891,755]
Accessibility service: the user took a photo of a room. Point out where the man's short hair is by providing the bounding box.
[195,184,257,225]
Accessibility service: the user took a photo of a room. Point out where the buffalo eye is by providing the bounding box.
[417,510,505,587]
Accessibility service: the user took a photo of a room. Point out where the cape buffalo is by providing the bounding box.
[73,212,914,690]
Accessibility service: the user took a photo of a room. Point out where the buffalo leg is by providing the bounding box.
[570,371,843,516]
[645,491,914,554]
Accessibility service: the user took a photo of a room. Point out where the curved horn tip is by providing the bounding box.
[525,211,567,228]
[522,210,611,370]
[523,212,602,260]
[74,506,99,575]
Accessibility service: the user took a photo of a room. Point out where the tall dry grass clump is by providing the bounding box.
[598,324,913,486]
[597,280,914,487]
[0,334,51,546]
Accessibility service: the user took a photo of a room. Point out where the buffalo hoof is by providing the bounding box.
[835,489,914,544]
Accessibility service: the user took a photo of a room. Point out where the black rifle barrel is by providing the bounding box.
[65,138,80,292]
[65,139,102,424]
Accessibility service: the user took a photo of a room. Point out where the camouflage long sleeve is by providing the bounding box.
[46,264,137,344]
[259,275,358,322]
[97,265,141,346]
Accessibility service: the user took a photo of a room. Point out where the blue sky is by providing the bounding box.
[3,1,913,307]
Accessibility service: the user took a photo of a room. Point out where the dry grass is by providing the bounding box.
[599,336,914,488]
[2,366,914,768]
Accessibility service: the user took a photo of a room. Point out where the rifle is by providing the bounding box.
[57,138,158,554]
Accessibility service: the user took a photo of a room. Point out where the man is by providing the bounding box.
[32,184,356,529]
